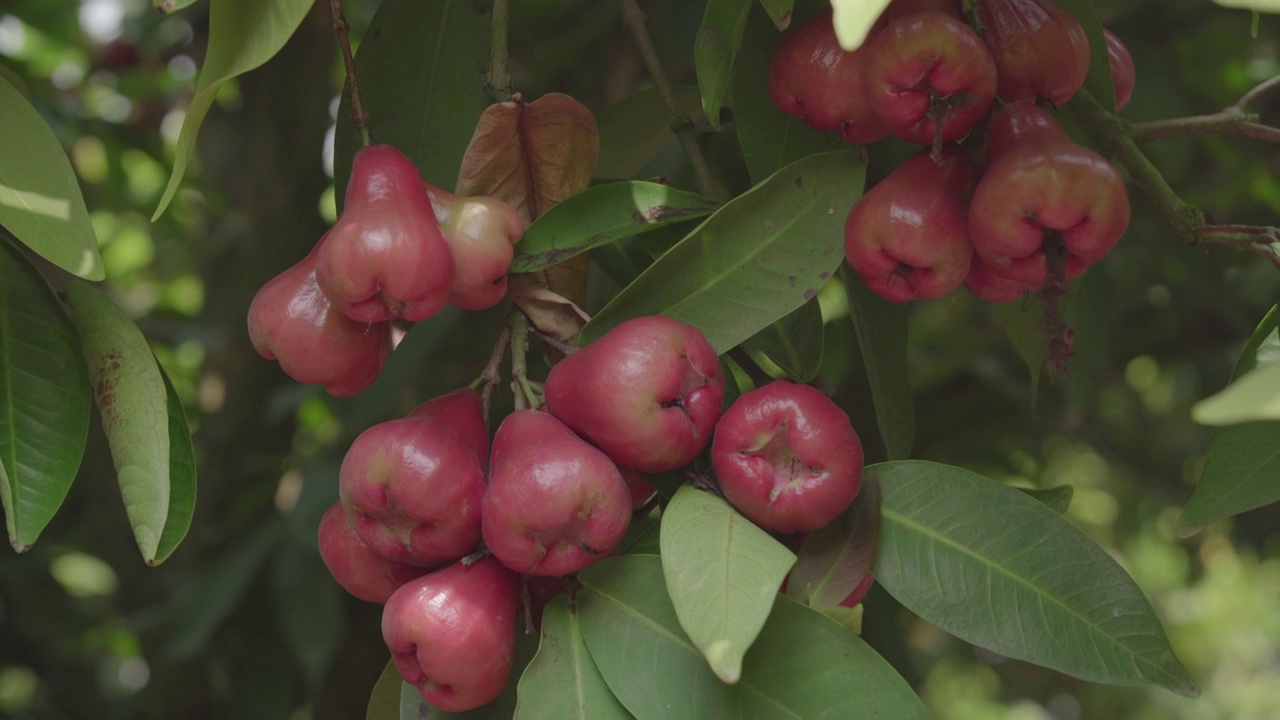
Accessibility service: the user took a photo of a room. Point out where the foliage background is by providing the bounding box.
[0,0,1278,718]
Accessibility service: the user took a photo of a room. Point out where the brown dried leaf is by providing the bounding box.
[507,277,590,344]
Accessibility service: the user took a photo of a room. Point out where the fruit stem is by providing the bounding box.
[621,0,728,202]
[510,312,541,410]
[488,0,513,101]
[328,0,371,147]
[1131,75,1280,143]
[473,320,515,424]
[1037,233,1074,380]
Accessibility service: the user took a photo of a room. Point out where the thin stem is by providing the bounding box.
[473,321,514,424]
[489,0,512,102]
[510,313,539,410]
[1132,74,1280,143]
[329,0,370,147]
[1233,74,1280,112]
[621,0,727,202]
[531,328,577,356]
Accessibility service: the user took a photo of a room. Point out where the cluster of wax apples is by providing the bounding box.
[316,315,867,711]
[768,0,1138,303]
[247,144,525,396]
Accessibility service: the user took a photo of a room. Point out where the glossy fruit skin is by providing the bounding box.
[408,387,489,468]
[316,144,455,323]
[975,0,1091,106]
[544,316,725,474]
[317,503,425,603]
[969,102,1130,287]
[248,236,390,397]
[340,418,486,568]
[844,144,976,302]
[767,8,887,144]
[712,381,864,534]
[426,185,525,311]
[1105,29,1135,111]
[382,557,518,712]
[964,256,1037,302]
[482,411,632,576]
[864,11,997,145]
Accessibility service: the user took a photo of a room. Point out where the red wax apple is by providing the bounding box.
[1105,29,1135,112]
[974,0,1091,106]
[964,256,1037,303]
[408,387,490,467]
[317,502,425,603]
[426,184,525,311]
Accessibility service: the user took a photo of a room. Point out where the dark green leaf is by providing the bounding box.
[843,268,914,460]
[0,238,90,551]
[696,0,753,130]
[741,300,824,382]
[150,363,196,565]
[872,460,1199,697]
[334,0,491,204]
[368,661,403,720]
[660,486,795,684]
[732,0,843,183]
[1183,305,1280,529]
[272,535,344,687]
[787,475,880,609]
[596,86,703,180]
[154,0,314,219]
[511,183,717,273]
[1056,0,1116,112]
[757,0,795,29]
[515,596,632,719]
[582,151,865,353]
[0,77,103,279]
[1019,485,1074,515]
[67,281,170,563]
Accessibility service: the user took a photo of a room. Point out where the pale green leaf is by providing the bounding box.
[1191,362,1280,425]
[151,362,196,565]
[367,661,402,720]
[515,596,632,719]
[830,0,892,51]
[1213,0,1280,12]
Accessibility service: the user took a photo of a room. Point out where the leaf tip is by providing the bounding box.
[10,539,32,554]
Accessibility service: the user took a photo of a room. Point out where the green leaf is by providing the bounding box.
[0,77,103,280]
[617,511,661,555]
[1191,362,1280,425]
[272,535,344,687]
[153,0,314,220]
[660,486,795,684]
[1019,485,1074,515]
[695,0,753,130]
[398,629,540,718]
[578,555,930,718]
[757,0,795,29]
[515,596,631,720]
[0,239,90,551]
[151,363,196,564]
[1056,0,1116,113]
[66,281,170,563]
[786,475,880,609]
[732,0,843,183]
[597,86,702,180]
[511,183,717,273]
[843,268,914,460]
[368,661,403,720]
[872,460,1199,697]
[1183,306,1280,529]
[334,0,491,204]
[740,300,824,382]
[992,279,1081,402]
[581,151,865,353]
[830,0,892,50]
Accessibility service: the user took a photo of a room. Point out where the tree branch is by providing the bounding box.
[489,0,512,102]
[1132,75,1280,143]
[328,0,369,146]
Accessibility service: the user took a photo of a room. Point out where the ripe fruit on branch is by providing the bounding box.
[315,144,455,323]
[973,0,1090,106]
[382,557,518,712]
[247,237,390,397]
[544,316,725,474]
[1105,29,1135,112]
[481,411,632,576]
[340,417,485,568]
[844,144,976,302]
[426,185,525,311]
[969,102,1131,287]
[712,381,864,534]
[408,387,489,467]
[317,502,425,603]
[864,11,997,145]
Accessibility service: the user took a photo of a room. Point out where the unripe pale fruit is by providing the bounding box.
[844,144,976,302]
[427,185,525,311]
[974,0,1091,106]
[408,387,489,468]
[317,502,425,603]
[864,11,997,145]
[969,102,1130,287]
[712,381,864,534]
[316,144,455,323]
[545,316,725,473]
[248,237,390,397]
[382,557,518,712]
[1105,29,1135,112]
[482,411,632,576]
[340,418,485,568]
[964,256,1037,303]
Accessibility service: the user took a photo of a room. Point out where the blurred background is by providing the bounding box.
[0,0,1278,718]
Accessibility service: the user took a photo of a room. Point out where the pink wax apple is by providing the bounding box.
[974,0,1091,106]
[317,502,425,603]
[426,184,525,311]
[407,387,490,467]
[712,381,864,534]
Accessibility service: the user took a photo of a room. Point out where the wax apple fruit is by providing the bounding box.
[1106,29,1135,111]
[340,418,485,568]
[317,502,425,603]
[974,0,1090,106]
[382,557,518,712]
[969,102,1130,287]
[481,411,631,576]
[544,316,725,474]
[844,144,975,301]
[712,381,864,534]
[315,144,455,323]
[408,387,489,467]
[248,237,390,397]
[964,256,1036,302]
[864,11,997,145]
[427,185,525,311]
